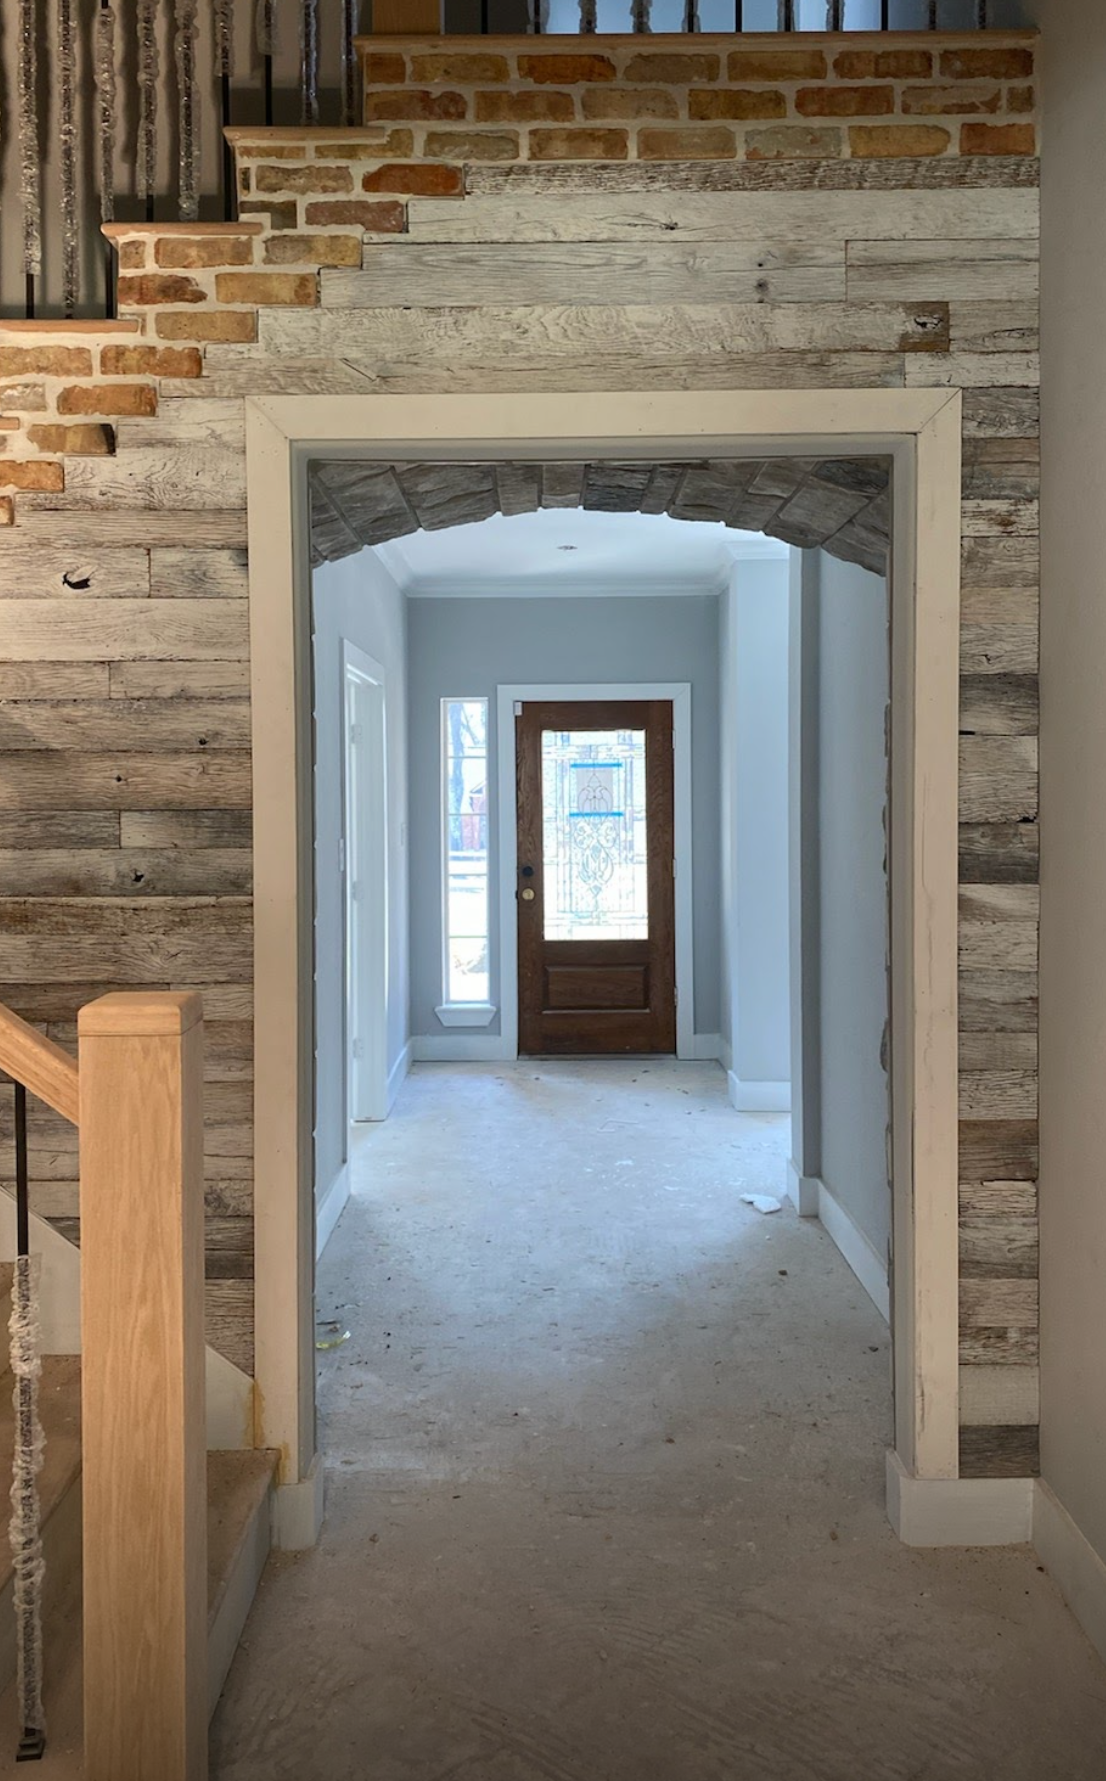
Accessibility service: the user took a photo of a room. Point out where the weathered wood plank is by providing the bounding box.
[846,239,1038,304]
[959,1425,1040,1478]
[961,500,1039,537]
[338,240,849,308]
[959,969,1037,1034]
[0,548,151,600]
[205,1280,253,1374]
[958,821,1038,884]
[116,401,246,451]
[0,663,112,699]
[404,189,1039,244]
[957,1367,1039,1428]
[120,811,253,848]
[958,884,1039,971]
[962,437,1040,501]
[204,1217,254,1281]
[959,1119,1039,1180]
[0,850,253,898]
[959,1031,1038,1072]
[0,600,249,662]
[11,510,249,550]
[0,934,251,984]
[962,535,1039,588]
[959,1279,1039,1327]
[0,813,121,849]
[261,301,950,365]
[958,1327,1038,1365]
[958,1072,1037,1120]
[962,388,1039,438]
[466,158,1040,196]
[959,736,1037,822]
[0,700,251,751]
[32,447,247,511]
[149,549,249,600]
[959,1217,1038,1278]
[0,753,252,809]
[949,303,1038,355]
[960,1181,1037,1218]
[110,662,251,700]
[907,351,1039,389]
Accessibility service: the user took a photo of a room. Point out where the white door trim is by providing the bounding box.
[496,682,693,1060]
[244,387,962,1522]
[341,641,388,1124]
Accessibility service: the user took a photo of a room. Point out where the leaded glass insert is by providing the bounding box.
[541,728,649,941]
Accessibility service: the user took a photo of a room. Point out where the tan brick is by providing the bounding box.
[638,126,737,161]
[746,125,843,160]
[255,164,353,194]
[941,47,1034,81]
[366,90,467,122]
[581,87,678,121]
[0,459,64,491]
[902,83,1002,116]
[305,199,407,232]
[239,199,299,231]
[728,49,827,82]
[28,422,114,457]
[214,272,317,306]
[849,124,952,158]
[155,234,255,269]
[529,128,629,162]
[517,53,616,85]
[0,497,13,526]
[623,53,720,84]
[1008,85,1036,114]
[411,53,509,83]
[0,381,46,411]
[263,233,363,267]
[424,130,520,162]
[100,343,203,377]
[154,312,258,344]
[834,48,932,80]
[0,417,20,431]
[117,273,207,306]
[690,88,786,121]
[476,90,575,123]
[362,163,464,196]
[0,347,92,378]
[58,383,158,416]
[362,52,407,84]
[117,240,147,270]
[961,121,1037,156]
[311,131,414,158]
[796,84,893,118]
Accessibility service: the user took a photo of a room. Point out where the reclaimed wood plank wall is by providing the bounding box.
[0,31,1039,1469]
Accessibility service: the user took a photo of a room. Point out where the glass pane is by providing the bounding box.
[444,698,489,1003]
[541,728,649,941]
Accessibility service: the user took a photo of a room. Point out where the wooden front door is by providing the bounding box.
[516,700,676,1056]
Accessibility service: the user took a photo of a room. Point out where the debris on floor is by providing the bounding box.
[741,1192,783,1214]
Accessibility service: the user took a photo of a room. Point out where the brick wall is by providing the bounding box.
[0,33,1040,1468]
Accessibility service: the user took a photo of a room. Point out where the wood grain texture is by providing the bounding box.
[959,1424,1040,1478]
[0,1000,80,1122]
[846,239,1038,304]
[467,158,1040,196]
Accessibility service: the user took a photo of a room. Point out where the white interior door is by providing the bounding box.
[344,644,388,1123]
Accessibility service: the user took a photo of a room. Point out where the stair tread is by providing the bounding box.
[0,1444,280,1772]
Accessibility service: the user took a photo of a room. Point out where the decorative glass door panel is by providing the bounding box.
[541,729,649,942]
[516,701,676,1056]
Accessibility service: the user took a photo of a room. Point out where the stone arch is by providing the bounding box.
[309,455,891,576]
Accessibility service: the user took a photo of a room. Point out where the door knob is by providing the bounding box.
[521,888,536,902]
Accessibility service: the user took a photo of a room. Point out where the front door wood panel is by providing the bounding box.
[516,699,676,1056]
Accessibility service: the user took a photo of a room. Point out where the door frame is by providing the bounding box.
[497,682,693,1060]
[245,387,961,1541]
[341,641,388,1127]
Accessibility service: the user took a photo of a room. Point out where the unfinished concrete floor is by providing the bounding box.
[212,1060,1106,1780]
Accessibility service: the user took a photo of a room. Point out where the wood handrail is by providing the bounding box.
[0,1001,79,1126]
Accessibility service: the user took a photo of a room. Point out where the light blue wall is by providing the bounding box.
[312,550,410,1202]
[406,593,723,1042]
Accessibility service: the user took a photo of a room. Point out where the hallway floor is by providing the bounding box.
[212,1060,1106,1780]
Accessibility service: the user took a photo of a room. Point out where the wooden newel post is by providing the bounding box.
[78,992,207,1781]
[370,0,445,31]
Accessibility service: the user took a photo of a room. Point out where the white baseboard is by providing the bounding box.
[786,1158,819,1217]
[1033,1481,1106,1666]
[411,1033,513,1062]
[886,1450,1034,1546]
[387,1038,412,1111]
[272,1453,325,1552]
[315,1161,350,1261]
[815,1176,890,1323]
[727,1073,791,1112]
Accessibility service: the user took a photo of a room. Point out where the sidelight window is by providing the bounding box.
[441,698,491,1009]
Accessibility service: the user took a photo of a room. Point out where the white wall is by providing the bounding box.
[312,549,409,1206]
[720,558,792,1099]
[789,549,890,1307]
[405,592,722,1043]
[1026,0,1106,1578]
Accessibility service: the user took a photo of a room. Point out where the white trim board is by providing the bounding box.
[813,1176,890,1324]
[728,1075,791,1113]
[411,1033,512,1062]
[315,1160,350,1261]
[245,386,962,1512]
[387,1038,413,1110]
[1033,1483,1106,1668]
[496,681,694,1060]
[886,1452,1033,1547]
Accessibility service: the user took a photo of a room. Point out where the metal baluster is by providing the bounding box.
[18,0,41,319]
[481,0,490,28]
[95,0,118,317]
[301,0,319,126]
[631,0,652,30]
[684,0,700,30]
[734,0,743,28]
[257,0,276,126]
[976,0,990,23]
[580,0,598,28]
[880,0,889,27]
[826,0,844,27]
[12,1081,46,1764]
[215,0,235,217]
[927,0,938,26]
[778,0,796,29]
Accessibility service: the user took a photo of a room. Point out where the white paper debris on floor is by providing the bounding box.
[740,1193,782,1214]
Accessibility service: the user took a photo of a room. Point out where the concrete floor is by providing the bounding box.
[212,1060,1106,1780]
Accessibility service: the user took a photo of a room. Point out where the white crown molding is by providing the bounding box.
[403,574,731,600]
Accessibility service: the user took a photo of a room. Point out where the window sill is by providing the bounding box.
[436,1003,497,1029]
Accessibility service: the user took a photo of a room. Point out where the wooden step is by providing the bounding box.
[0,1368,279,1770]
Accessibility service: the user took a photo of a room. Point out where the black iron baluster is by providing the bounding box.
[827,0,844,27]
[734,0,743,26]
[778,0,796,29]
[13,1080,44,1764]
[481,0,490,30]
[684,0,699,30]
[15,1083,29,1265]
[880,0,889,27]
[927,0,938,26]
